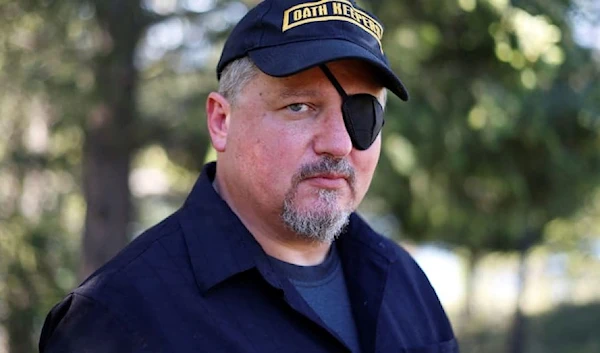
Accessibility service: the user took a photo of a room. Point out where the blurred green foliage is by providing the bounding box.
[0,0,598,352]
[369,0,600,254]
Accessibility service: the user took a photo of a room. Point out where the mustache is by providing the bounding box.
[292,157,356,188]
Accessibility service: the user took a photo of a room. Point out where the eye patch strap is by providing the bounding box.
[319,64,362,149]
[320,65,348,99]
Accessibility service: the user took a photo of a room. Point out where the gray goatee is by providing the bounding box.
[281,157,356,243]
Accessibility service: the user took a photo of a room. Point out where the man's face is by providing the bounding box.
[216,60,383,242]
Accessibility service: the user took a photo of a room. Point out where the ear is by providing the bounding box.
[206,92,231,152]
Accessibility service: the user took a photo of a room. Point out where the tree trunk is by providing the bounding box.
[507,239,534,353]
[81,106,133,278]
[80,1,146,279]
[462,249,481,324]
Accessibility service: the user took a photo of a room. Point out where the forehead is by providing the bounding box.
[257,59,384,94]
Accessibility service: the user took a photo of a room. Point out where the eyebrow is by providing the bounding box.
[277,88,320,100]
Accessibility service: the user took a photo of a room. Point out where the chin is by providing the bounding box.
[304,190,354,213]
[281,196,352,243]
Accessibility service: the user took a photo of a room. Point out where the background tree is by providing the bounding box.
[0,2,90,352]
[367,0,600,351]
[81,0,257,278]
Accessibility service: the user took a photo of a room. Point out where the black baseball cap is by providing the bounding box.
[217,0,409,101]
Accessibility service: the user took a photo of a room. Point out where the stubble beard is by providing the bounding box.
[280,157,356,243]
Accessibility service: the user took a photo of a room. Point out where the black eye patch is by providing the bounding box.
[320,65,384,150]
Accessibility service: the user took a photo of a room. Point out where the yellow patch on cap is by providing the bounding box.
[282,0,384,52]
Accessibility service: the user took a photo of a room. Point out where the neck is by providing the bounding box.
[253,232,331,266]
[213,173,331,266]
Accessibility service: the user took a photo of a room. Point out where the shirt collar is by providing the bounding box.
[338,213,399,264]
[178,162,267,294]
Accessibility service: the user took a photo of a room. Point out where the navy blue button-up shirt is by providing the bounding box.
[39,162,459,353]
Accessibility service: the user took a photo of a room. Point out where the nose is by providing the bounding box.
[313,106,353,158]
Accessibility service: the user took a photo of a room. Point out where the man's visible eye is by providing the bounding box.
[287,103,309,113]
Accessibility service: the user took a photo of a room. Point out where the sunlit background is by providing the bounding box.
[1,0,599,352]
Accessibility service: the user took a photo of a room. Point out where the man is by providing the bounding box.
[40,0,458,352]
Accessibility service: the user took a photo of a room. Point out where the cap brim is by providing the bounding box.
[248,39,409,101]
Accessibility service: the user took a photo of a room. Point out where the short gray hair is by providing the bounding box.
[218,57,260,106]
[218,56,388,108]
[380,88,388,109]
